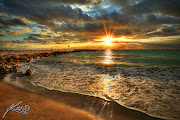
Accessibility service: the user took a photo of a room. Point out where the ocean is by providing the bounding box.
[19,50,180,120]
[53,50,180,67]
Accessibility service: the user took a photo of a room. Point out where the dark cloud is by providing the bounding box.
[18,0,102,5]
[146,14,180,25]
[0,17,28,27]
[161,27,176,33]
[24,34,46,42]
[83,23,104,32]
[38,25,49,29]
[10,18,28,26]
[0,25,9,29]
[111,0,130,7]
[24,35,40,41]
[52,33,91,44]
[24,33,66,44]
[24,36,47,43]
[55,22,104,33]
[66,24,83,32]
[131,29,142,33]
[133,25,180,39]
[145,27,179,37]
[55,32,95,43]
[177,27,180,30]
[29,34,42,38]
[2,0,93,26]
[114,29,132,37]
[96,11,141,26]
[111,11,139,26]
[12,40,24,43]
[123,0,180,17]
[142,42,180,49]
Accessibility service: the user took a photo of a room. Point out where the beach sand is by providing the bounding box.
[0,82,97,120]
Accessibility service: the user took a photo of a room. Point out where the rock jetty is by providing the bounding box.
[0,49,96,75]
[0,50,73,75]
[0,51,73,65]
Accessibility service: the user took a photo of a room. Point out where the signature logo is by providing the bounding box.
[2,101,30,118]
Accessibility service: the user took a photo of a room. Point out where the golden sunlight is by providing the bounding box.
[102,37,114,45]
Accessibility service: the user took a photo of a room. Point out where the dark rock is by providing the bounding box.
[24,69,34,76]
[14,60,20,64]
[0,66,7,75]
[52,53,58,56]
[7,58,14,63]
[20,56,30,62]
[3,55,10,60]
[0,55,5,60]
[33,54,38,59]
[12,55,20,60]
[10,66,18,73]
[43,53,50,57]
[0,61,5,65]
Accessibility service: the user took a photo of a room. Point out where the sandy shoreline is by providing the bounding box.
[1,74,164,120]
[0,81,98,120]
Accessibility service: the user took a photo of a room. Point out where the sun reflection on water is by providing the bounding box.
[102,50,114,65]
[89,74,122,99]
[94,74,121,100]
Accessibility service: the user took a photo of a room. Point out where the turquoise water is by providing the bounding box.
[59,50,180,67]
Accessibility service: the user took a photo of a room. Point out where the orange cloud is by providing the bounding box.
[23,28,31,33]
[8,31,21,35]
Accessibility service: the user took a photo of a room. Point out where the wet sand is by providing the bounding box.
[0,82,97,120]
[1,75,164,120]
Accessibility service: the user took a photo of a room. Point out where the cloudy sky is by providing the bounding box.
[0,0,180,50]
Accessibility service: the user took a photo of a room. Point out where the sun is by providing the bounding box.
[102,37,113,45]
